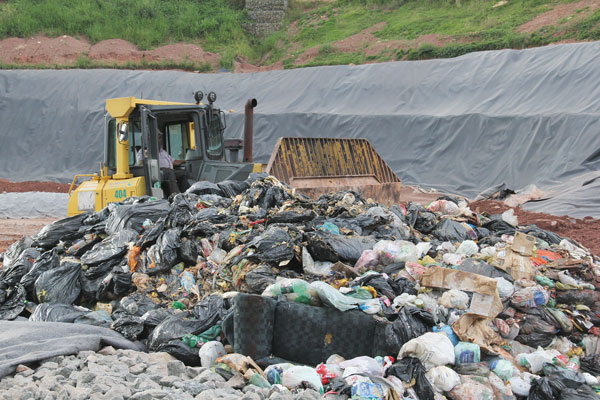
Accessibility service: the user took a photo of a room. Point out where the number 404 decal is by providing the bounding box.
[115,189,128,199]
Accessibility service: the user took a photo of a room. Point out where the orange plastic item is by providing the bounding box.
[128,246,142,273]
[530,250,561,267]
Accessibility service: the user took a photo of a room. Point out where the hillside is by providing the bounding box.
[0,0,599,72]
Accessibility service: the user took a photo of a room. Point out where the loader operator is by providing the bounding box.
[137,132,190,195]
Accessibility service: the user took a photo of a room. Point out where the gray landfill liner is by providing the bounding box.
[0,41,598,217]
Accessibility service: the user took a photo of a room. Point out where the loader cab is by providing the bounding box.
[103,95,242,197]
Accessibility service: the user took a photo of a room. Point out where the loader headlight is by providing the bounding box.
[208,92,217,104]
[194,90,203,104]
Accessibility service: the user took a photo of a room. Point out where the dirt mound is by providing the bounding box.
[0,178,71,193]
[469,199,600,256]
[0,35,221,69]
[516,0,600,33]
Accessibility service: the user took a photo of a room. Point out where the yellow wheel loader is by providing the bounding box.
[68,92,442,216]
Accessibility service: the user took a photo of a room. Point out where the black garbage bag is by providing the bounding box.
[105,199,170,235]
[153,339,200,366]
[34,261,82,304]
[356,274,397,299]
[178,238,200,265]
[520,226,562,245]
[185,181,224,196]
[141,308,176,329]
[309,217,364,236]
[391,277,418,295]
[165,194,199,228]
[432,219,470,242]
[1,236,33,268]
[515,331,554,348]
[80,229,138,265]
[0,283,27,320]
[384,307,435,354]
[386,357,435,400]
[528,376,564,400]
[136,217,166,250]
[414,212,438,234]
[82,206,111,225]
[148,313,218,351]
[80,259,119,302]
[0,247,40,286]
[580,354,600,375]
[555,290,600,306]
[97,266,133,301]
[453,362,491,376]
[29,303,86,322]
[32,213,90,248]
[192,294,227,326]
[112,292,159,319]
[268,210,316,224]
[247,224,302,265]
[245,264,277,294]
[324,377,352,397]
[457,258,513,282]
[140,228,181,275]
[217,180,249,198]
[261,185,287,209]
[111,315,145,340]
[20,249,60,296]
[482,218,516,235]
[306,231,376,264]
[73,310,113,327]
[542,363,586,388]
[517,313,558,336]
[66,233,101,256]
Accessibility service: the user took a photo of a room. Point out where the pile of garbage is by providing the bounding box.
[1,173,600,399]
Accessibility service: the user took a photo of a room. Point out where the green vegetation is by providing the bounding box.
[1,0,598,70]
[0,57,213,72]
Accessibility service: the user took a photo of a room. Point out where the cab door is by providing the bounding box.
[140,106,163,198]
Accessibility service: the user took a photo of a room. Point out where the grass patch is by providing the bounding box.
[0,57,213,72]
[0,0,249,50]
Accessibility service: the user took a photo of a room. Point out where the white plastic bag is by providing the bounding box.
[339,356,385,377]
[354,249,379,271]
[398,332,455,370]
[455,240,479,256]
[281,366,323,393]
[427,200,460,216]
[439,289,469,310]
[302,247,333,276]
[415,242,432,259]
[517,347,560,373]
[199,341,227,368]
[373,240,417,265]
[392,293,417,310]
[494,277,514,298]
[501,209,518,226]
[508,375,531,396]
[426,366,460,392]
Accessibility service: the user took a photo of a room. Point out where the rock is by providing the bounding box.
[133,377,161,392]
[98,346,116,356]
[129,363,147,374]
[147,374,166,384]
[16,364,33,374]
[146,352,177,364]
[77,350,96,360]
[194,388,244,400]
[242,385,268,400]
[175,381,209,396]
[159,375,181,387]
[41,391,58,400]
[90,383,110,394]
[32,368,51,381]
[185,366,206,379]
[41,361,59,370]
[18,388,35,400]
[294,389,321,400]
[194,369,226,383]
[226,374,246,390]
[269,385,291,396]
[240,394,263,400]
[167,360,186,377]
[56,366,74,378]
[76,371,97,386]
[269,393,294,400]
[119,356,137,367]
[130,390,168,400]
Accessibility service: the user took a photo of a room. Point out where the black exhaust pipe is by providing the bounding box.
[243,98,257,163]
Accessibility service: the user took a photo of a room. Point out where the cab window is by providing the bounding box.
[206,111,223,159]
[106,118,116,169]
[166,123,187,160]
[129,120,142,166]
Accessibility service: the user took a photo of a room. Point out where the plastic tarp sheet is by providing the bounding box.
[0,42,598,217]
[0,192,69,218]
[0,320,144,378]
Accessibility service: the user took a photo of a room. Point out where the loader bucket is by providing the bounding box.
[265,137,444,206]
